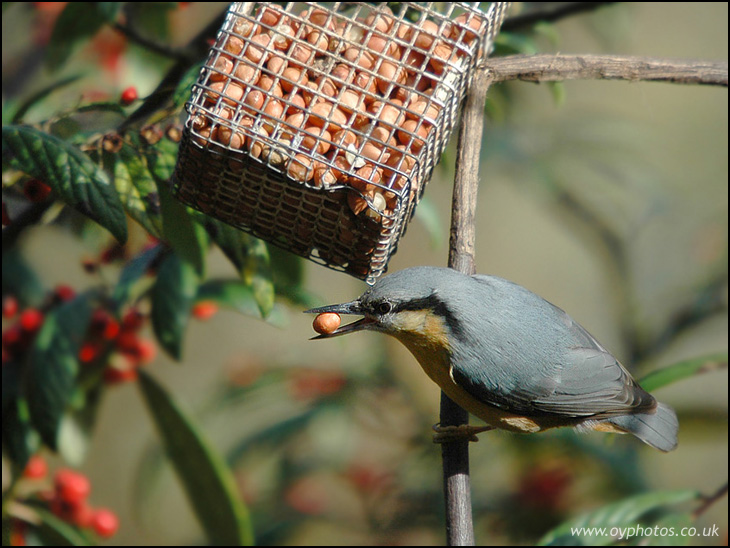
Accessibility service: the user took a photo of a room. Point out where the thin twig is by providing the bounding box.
[118,8,228,132]
[693,481,729,519]
[486,54,728,87]
[442,67,494,547]
[501,2,616,31]
[112,22,190,62]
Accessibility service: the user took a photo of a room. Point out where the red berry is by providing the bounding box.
[103,367,138,384]
[3,295,19,319]
[290,370,346,400]
[90,309,119,341]
[103,320,120,341]
[53,285,76,303]
[192,301,219,321]
[517,463,572,510]
[23,455,48,480]
[78,341,103,364]
[115,331,139,353]
[99,243,126,264]
[9,519,26,547]
[135,338,157,364]
[119,336,157,365]
[81,257,99,274]
[91,508,119,538]
[120,86,138,106]
[54,469,91,505]
[2,325,25,356]
[121,308,145,332]
[70,501,95,529]
[23,179,52,202]
[284,476,328,515]
[19,308,44,334]
[346,463,392,493]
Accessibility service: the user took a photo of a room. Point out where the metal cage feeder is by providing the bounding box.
[172,2,508,283]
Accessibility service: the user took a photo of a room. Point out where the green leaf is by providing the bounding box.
[640,353,728,392]
[640,513,694,546]
[24,505,95,546]
[25,293,93,450]
[56,385,104,467]
[2,246,45,307]
[195,279,263,317]
[96,2,122,23]
[146,137,179,182]
[2,125,128,243]
[158,181,207,276]
[196,279,289,328]
[137,371,254,546]
[151,253,199,360]
[268,247,321,308]
[112,244,162,313]
[243,238,274,318]
[202,218,275,317]
[113,144,163,237]
[5,73,84,124]
[493,31,539,55]
[2,393,39,472]
[74,101,127,116]
[45,3,112,69]
[172,62,203,109]
[538,489,700,546]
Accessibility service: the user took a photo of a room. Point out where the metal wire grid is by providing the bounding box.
[173,2,506,283]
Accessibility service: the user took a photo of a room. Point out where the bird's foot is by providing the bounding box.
[432,423,494,443]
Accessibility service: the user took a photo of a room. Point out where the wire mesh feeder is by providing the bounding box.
[173,2,509,283]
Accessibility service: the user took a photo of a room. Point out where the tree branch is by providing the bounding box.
[441,67,493,547]
[486,54,728,87]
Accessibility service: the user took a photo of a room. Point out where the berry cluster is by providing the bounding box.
[2,298,49,363]
[20,456,120,539]
[2,287,156,385]
[84,306,157,384]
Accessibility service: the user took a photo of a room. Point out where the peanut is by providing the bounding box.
[313,312,341,335]
[287,154,315,182]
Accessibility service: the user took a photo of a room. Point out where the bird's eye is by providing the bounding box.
[376,301,392,315]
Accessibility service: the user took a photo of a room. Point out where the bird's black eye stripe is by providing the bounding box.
[376,301,392,315]
[392,294,464,340]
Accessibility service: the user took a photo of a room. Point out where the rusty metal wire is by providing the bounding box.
[173,2,507,283]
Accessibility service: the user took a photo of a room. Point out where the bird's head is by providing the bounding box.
[304,267,461,345]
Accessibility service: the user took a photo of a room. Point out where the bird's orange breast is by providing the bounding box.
[389,311,547,433]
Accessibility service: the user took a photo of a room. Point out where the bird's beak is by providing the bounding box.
[304,300,376,339]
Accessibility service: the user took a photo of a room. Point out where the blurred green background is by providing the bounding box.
[2,2,727,545]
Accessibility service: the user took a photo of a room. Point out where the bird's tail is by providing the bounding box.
[605,402,679,452]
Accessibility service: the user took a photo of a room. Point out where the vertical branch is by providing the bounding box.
[442,67,493,546]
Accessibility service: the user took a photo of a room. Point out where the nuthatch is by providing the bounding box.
[306,266,678,451]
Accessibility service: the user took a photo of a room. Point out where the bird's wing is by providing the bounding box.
[451,291,655,419]
[453,345,654,419]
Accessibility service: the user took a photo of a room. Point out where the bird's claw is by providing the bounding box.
[432,423,494,444]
